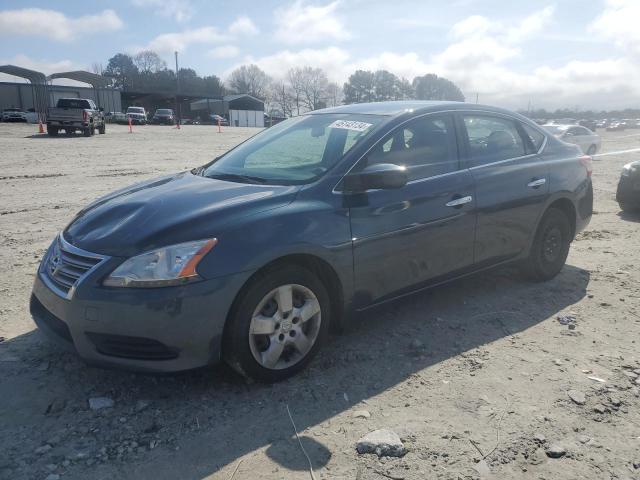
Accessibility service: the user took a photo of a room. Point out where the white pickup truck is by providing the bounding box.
[47,98,106,137]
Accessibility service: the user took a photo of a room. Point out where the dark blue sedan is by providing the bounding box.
[31,101,593,382]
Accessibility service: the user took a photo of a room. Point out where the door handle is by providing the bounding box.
[527,178,546,188]
[445,195,473,208]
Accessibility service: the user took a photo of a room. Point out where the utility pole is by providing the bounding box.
[475,92,479,104]
[175,51,181,126]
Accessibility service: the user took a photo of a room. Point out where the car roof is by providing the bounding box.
[308,101,530,119]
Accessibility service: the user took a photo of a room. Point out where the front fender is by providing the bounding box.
[197,198,354,307]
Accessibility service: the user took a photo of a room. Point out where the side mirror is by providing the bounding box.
[343,163,408,192]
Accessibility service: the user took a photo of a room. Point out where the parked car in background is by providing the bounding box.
[596,120,609,129]
[111,112,127,124]
[126,106,147,125]
[209,114,228,126]
[47,98,105,137]
[151,109,175,125]
[543,124,601,154]
[30,101,593,382]
[617,161,640,212]
[606,121,626,131]
[579,119,598,131]
[550,118,578,125]
[1,107,28,122]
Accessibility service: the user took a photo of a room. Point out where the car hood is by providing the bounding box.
[64,172,299,257]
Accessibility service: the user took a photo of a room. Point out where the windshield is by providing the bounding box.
[127,107,144,113]
[543,125,567,135]
[203,114,384,185]
[156,109,172,114]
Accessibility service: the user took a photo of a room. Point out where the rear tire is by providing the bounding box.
[47,126,58,136]
[98,123,106,134]
[522,208,571,282]
[83,127,91,137]
[223,265,331,382]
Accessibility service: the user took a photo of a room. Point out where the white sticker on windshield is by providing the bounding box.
[329,120,373,132]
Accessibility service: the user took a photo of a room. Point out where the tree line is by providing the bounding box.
[98,51,465,116]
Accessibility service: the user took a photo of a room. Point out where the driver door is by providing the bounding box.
[347,114,477,306]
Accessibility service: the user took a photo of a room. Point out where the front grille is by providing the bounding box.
[86,333,179,360]
[41,235,107,298]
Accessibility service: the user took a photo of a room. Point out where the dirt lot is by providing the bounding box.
[1,122,639,480]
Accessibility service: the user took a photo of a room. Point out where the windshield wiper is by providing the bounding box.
[206,172,269,184]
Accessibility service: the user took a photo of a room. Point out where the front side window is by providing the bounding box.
[357,114,458,181]
[463,115,526,166]
[203,114,384,185]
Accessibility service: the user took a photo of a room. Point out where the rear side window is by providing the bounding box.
[522,123,545,152]
[57,99,91,109]
[363,114,458,181]
[463,115,526,166]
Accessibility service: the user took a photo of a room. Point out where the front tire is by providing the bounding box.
[223,265,331,382]
[98,123,106,134]
[522,208,571,281]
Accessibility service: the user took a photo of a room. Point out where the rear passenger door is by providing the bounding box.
[349,113,477,305]
[458,113,549,266]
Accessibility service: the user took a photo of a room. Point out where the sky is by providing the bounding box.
[1,0,639,111]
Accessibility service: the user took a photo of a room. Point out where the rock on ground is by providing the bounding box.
[356,429,406,457]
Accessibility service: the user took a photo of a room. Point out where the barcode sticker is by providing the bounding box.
[329,120,373,132]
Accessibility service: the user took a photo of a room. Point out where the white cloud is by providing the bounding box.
[134,27,227,54]
[232,4,640,110]
[228,16,259,36]
[590,0,640,55]
[227,47,351,80]
[274,1,350,44]
[208,45,240,59]
[0,8,123,41]
[131,0,193,22]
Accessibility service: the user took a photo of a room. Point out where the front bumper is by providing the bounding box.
[616,174,640,207]
[31,250,253,372]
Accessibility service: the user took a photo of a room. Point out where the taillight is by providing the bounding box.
[83,110,88,122]
[579,155,593,177]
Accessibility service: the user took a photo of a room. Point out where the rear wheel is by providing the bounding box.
[47,126,58,136]
[223,265,330,382]
[98,123,106,134]
[522,208,571,281]
[83,127,92,137]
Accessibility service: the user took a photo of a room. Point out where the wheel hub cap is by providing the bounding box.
[248,284,321,370]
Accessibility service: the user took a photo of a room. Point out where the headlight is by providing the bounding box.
[622,163,637,176]
[103,239,217,287]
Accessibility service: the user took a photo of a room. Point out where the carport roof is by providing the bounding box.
[0,64,47,84]
[47,71,112,87]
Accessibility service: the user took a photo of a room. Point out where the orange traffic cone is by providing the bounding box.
[217,119,222,133]
[175,119,180,129]
[128,116,133,133]
[38,120,45,134]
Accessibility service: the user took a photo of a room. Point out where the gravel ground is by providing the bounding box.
[0,122,639,480]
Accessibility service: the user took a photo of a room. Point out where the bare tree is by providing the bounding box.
[91,62,104,75]
[227,64,271,100]
[326,82,343,107]
[270,80,294,117]
[299,66,329,111]
[133,50,167,74]
[287,67,305,116]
